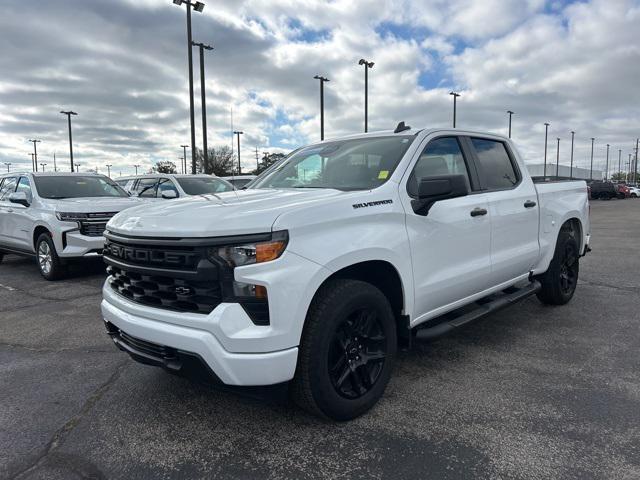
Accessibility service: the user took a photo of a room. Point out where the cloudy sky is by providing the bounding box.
[1,0,639,176]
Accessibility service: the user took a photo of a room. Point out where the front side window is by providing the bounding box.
[16,177,33,203]
[135,178,158,197]
[157,179,179,197]
[176,177,234,195]
[251,136,415,191]
[33,176,128,199]
[0,177,18,200]
[408,137,470,197]
[471,138,519,190]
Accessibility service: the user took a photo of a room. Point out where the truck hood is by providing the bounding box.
[51,196,141,213]
[107,188,351,237]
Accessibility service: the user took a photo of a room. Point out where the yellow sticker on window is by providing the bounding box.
[378,170,389,180]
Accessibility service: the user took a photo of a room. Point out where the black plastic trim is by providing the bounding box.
[105,230,274,247]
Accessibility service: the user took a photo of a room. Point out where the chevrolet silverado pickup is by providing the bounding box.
[0,172,140,279]
[101,126,590,420]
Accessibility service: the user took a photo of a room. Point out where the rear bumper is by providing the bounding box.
[101,294,298,386]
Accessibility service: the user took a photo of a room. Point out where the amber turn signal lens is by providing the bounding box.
[255,285,268,298]
[256,240,286,263]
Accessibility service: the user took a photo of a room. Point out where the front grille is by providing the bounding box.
[107,264,222,314]
[79,212,118,237]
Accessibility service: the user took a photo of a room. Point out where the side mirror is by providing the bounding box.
[161,190,178,199]
[412,174,468,215]
[8,191,30,207]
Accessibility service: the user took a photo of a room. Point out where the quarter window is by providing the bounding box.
[408,137,470,196]
[471,138,519,190]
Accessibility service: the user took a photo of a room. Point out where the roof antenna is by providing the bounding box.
[394,121,411,133]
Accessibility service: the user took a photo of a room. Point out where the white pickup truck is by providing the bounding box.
[101,126,590,420]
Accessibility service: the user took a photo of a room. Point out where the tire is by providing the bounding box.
[631,194,637,198]
[536,228,579,305]
[35,233,65,280]
[0,252,4,264]
[291,279,397,421]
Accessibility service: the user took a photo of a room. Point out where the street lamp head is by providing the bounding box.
[314,75,329,82]
[359,59,374,68]
[233,131,244,135]
[193,1,205,12]
[507,110,514,114]
[449,91,460,97]
[544,123,550,127]
[28,139,41,143]
[172,0,182,5]
[60,110,77,116]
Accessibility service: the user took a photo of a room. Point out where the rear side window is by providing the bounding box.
[408,137,470,197]
[471,138,519,190]
[135,178,158,197]
[157,179,178,197]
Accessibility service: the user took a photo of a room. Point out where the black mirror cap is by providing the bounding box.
[412,174,468,216]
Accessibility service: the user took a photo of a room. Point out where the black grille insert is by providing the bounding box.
[79,212,118,237]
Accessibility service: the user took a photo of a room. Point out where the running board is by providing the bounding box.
[414,280,541,341]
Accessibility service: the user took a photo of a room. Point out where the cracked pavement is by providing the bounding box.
[1,200,639,479]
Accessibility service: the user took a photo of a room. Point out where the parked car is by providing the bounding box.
[220,175,257,189]
[101,126,590,420]
[589,181,617,200]
[615,183,630,199]
[0,172,140,279]
[628,186,640,198]
[115,174,234,200]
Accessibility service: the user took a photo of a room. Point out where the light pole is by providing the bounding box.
[28,139,41,172]
[233,131,243,175]
[106,164,113,177]
[634,138,639,184]
[60,110,77,172]
[358,59,374,133]
[313,75,329,140]
[605,144,610,180]
[569,131,575,179]
[555,138,560,178]
[192,41,213,173]
[543,123,550,178]
[3,162,11,172]
[133,164,140,175]
[29,153,35,172]
[172,0,205,175]
[507,110,514,138]
[449,92,460,128]
[590,137,595,180]
[40,163,47,172]
[74,163,81,172]
[180,144,188,174]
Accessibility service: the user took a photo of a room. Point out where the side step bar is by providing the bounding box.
[414,280,541,341]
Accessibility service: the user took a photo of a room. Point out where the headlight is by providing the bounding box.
[55,212,88,222]
[211,231,288,268]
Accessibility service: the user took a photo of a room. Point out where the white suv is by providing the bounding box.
[0,172,140,279]
[114,174,234,200]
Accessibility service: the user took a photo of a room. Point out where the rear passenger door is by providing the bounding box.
[467,137,539,286]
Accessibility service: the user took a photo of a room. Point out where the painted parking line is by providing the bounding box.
[0,283,16,291]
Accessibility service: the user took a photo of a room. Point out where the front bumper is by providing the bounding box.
[56,228,105,258]
[101,290,298,386]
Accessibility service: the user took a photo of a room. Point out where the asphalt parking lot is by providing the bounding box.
[1,200,639,480]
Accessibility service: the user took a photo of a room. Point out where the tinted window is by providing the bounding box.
[228,178,253,189]
[16,177,33,203]
[157,179,178,197]
[176,177,234,195]
[135,178,158,197]
[471,138,519,190]
[0,177,18,200]
[115,179,130,186]
[33,176,128,198]
[408,137,470,196]
[251,136,414,190]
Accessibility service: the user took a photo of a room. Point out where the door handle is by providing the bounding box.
[470,207,488,217]
[524,200,537,208]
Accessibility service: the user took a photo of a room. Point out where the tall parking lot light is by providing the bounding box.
[106,164,113,177]
[192,41,213,172]
[181,144,189,174]
[449,91,460,128]
[605,144,610,180]
[590,138,595,180]
[74,163,81,172]
[358,59,374,133]
[233,131,243,174]
[543,123,550,178]
[507,110,514,138]
[4,162,11,172]
[133,164,140,175]
[314,75,329,140]
[634,138,639,184]
[555,138,560,178]
[29,153,35,171]
[60,111,77,171]
[628,154,632,181]
[29,139,41,172]
[618,149,621,180]
[172,0,205,175]
[40,163,47,172]
[569,131,575,179]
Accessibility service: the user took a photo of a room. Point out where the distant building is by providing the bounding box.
[525,163,603,180]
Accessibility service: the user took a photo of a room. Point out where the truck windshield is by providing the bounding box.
[176,177,235,195]
[33,176,129,199]
[251,136,415,191]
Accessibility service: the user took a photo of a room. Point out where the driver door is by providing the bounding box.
[401,136,492,322]
[4,176,34,250]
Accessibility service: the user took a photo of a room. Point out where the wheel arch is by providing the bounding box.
[32,224,52,250]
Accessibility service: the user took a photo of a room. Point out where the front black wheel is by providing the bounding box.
[536,229,579,305]
[35,233,66,280]
[292,279,397,420]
